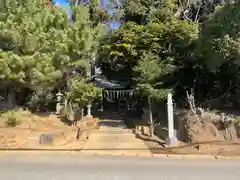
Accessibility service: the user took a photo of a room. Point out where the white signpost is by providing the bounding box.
[166,93,178,146]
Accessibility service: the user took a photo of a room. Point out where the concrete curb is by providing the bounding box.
[152,153,240,160]
[1,150,240,160]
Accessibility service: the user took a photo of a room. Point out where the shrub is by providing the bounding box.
[5,116,20,127]
[0,108,31,127]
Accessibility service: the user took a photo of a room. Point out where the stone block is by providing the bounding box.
[39,132,57,145]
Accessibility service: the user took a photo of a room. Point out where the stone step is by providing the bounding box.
[88,135,136,140]
[88,134,137,138]
[86,140,145,143]
[82,146,148,150]
[98,127,131,130]
[92,131,133,134]
[82,142,148,147]
[82,147,149,150]
[99,126,128,129]
[92,131,134,134]
[94,129,132,133]
[81,120,152,156]
[89,136,136,139]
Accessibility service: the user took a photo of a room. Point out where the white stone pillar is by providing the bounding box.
[166,93,178,146]
[87,104,92,117]
[100,92,104,111]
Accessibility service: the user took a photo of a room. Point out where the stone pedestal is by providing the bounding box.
[165,131,178,146]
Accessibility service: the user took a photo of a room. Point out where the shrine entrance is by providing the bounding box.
[101,89,141,114]
[92,74,143,125]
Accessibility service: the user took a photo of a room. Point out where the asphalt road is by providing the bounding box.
[0,153,240,180]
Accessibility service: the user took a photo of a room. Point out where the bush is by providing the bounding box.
[5,116,20,127]
[27,92,55,112]
[0,108,31,127]
[234,116,240,138]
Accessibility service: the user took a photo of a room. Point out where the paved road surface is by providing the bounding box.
[0,153,239,180]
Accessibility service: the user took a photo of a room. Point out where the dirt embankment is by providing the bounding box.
[178,111,239,142]
[134,110,240,156]
[0,110,99,149]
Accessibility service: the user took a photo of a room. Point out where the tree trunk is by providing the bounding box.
[80,107,84,120]
[148,97,154,137]
[65,70,71,91]
[6,87,16,109]
[186,90,196,115]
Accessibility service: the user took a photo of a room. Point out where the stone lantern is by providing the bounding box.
[56,91,64,115]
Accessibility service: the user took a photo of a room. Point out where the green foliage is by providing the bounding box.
[134,53,173,100]
[1,0,239,111]
[124,0,152,16]
[67,76,102,106]
[27,91,55,112]
[5,116,19,127]
[186,1,240,107]
[123,0,162,23]
[0,108,31,127]
[0,0,105,108]
[234,116,240,124]
[89,3,110,26]
[198,1,240,70]
[98,0,198,100]
[63,76,101,121]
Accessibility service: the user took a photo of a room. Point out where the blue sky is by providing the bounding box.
[108,21,121,29]
[52,0,121,29]
[52,0,72,19]
[52,0,69,5]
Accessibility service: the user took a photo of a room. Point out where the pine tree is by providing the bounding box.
[0,0,105,108]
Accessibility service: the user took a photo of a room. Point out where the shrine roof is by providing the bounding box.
[93,75,131,90]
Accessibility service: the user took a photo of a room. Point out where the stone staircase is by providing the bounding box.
[81,119,152,156]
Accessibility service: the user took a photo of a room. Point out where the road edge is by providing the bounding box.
[0,150,240,160]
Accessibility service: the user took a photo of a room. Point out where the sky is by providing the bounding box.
[52,0,69,5]
[52,0,121,29]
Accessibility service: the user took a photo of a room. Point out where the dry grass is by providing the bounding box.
[0,108,44,127]
[0,110,98,149]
